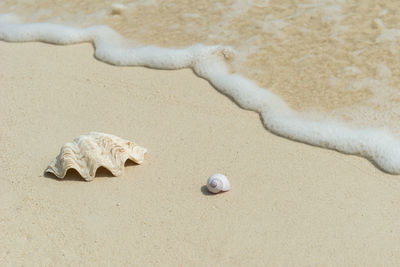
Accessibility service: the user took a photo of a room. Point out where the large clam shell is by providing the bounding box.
[45,132,147,181]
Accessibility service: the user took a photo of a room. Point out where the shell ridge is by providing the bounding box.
[45,132,147,181]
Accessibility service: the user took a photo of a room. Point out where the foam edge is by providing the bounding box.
[2,14,400,174]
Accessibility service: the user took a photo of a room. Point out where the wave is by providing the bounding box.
[2,13,400,174]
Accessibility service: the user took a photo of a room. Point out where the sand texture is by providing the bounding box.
[1,41,400,266]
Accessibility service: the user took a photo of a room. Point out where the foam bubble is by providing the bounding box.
[2,14,400,174]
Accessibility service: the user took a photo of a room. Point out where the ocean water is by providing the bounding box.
[2,0,400,173]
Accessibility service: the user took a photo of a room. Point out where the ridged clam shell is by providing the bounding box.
[45,132,147,181]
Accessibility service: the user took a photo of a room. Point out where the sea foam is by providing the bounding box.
[1,14,400,174]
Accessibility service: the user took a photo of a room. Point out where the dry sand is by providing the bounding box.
[1,41,400,266]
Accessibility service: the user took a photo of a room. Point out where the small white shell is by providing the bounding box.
[206,174,230,194]
[45,132,147,181]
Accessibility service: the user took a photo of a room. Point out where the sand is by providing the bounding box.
[1,41,400,266]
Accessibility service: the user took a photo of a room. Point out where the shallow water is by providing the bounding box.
[2,1,400,130]
[2,0,400,172]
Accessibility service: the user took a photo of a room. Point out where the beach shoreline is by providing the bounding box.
[1,41,400,266]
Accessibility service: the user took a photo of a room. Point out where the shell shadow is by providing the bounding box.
[43,168,88,182]
[43,160,140,182]
[201,185,214,196]
[43,168,116,182]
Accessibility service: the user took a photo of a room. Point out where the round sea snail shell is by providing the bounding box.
[206,174,230,194]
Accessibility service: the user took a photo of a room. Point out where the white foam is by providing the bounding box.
[262,18,288,38]
[375,20,400,43]
[2,14,400,174]
[343,66,362,76]
[375,64,392,79]
[0,13,20,25]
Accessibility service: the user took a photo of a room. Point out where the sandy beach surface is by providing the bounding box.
[2,41,400,266]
